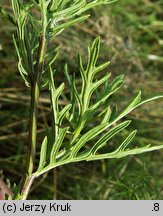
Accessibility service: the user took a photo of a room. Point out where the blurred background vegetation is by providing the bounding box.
[0,0,163,199]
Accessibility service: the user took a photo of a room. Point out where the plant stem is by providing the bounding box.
[27,35,47,176]
[20,35,47,199]
[20,175,36,200]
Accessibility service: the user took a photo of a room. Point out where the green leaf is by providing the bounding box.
[87,130,137,161]
[51,82,64,136]
[50,15,89,36]
[13,35,31,87]
[89,142,163,160]
[72,74,82,113]
[92,73,111,92]
[86,37,101,74]
[90,75,124,111]
[50,127,69,163]
[64,64,71,87]
[18,60,30,87]
[69,123,108,159]
[46,45,62,67]
[77,0,116,16]
[101,106,112,124]
[64,64,77,124]
[49,0,61,11]
[91,120,131,154]
[114,130,137,153]
[58,104,72,126]
[51,0,86,20]
[94,61,111,75]
[38,136,48,171]
[116,144,163,158]
[114,91,142,122]
[135,95,163,108]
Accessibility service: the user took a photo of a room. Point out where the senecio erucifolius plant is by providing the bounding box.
[0,0,163,200]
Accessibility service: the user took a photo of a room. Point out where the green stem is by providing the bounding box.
[20,35,47,199]
[27,35,47,176]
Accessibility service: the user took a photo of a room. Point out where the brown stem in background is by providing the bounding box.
[0,179,13,200]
